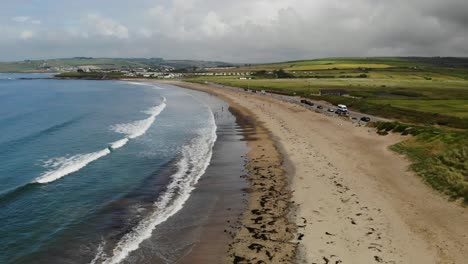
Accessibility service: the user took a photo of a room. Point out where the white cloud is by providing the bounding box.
[85,14,129,39]
[137,0,468,61]
[200,12,227,37]
[138,28,152,38]
[2,0,468,61]
[20,31,34,40]
[12,16,31,23]
[12,16,41,25]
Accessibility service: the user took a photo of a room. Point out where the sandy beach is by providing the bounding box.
[158,80,468,264]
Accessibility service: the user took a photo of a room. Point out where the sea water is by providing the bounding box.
[0,74,237,263]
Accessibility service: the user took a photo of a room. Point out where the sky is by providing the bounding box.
[1,0,468,62]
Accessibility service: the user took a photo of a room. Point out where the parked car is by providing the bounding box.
[337,104,348,112]
[317,105,323,109]
[328,108,335,112]
[360,116,371,122]
[336,109,348,115]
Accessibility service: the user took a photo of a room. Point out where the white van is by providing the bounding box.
[337,104,348,112]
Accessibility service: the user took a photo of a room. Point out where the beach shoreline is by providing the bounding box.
[155,80,468,264]
[156,80,298,263]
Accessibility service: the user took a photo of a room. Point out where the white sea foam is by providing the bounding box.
[35,148,111,184]
[125,81,164,90]
[111,98,166,139]
[110,138,129,150]
[90,240,107,264]
[95,109,217,264]
[35,98,167,185]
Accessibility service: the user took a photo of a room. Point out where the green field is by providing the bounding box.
[370,99,468,118]
[190,77,468,96]
[0,61,44,72]
[188,57,468,128]
[187,76,468,128]
[231,57,425,72]
[286,63,393,71]
[187,75,468,128]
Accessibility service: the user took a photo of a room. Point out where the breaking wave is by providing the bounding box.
[125,82,164,89]
[35,149,112,184]
[111,98,166,139]
[92,108,217,264]
[110,138,129,150]
[34,98,166,184]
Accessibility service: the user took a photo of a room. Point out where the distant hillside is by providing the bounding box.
[227,57,468,72]
[0,57,235,73]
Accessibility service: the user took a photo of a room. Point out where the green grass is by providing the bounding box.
[320,96,468,129]
[0,62,43,72]
[375,123,468,202]
[370,99,468,118]
[54,72,126,79]
[188,76,468,98]
[230,57,431,72]
[286,63,393,71]
[189,77,468,128]
[187,63,468,129]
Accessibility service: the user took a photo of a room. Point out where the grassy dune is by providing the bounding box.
[373,122,468,202]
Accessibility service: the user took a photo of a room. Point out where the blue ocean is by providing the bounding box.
[0,74,248,264]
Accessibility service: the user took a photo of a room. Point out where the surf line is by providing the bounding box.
[34,98,167,184]
[94,107,217,264]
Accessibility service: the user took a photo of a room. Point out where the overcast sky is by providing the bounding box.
[1,0,467,62]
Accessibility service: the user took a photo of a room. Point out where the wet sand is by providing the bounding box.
[159,81,297,263]
[112,86,251,264]
[162,80,468,264]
